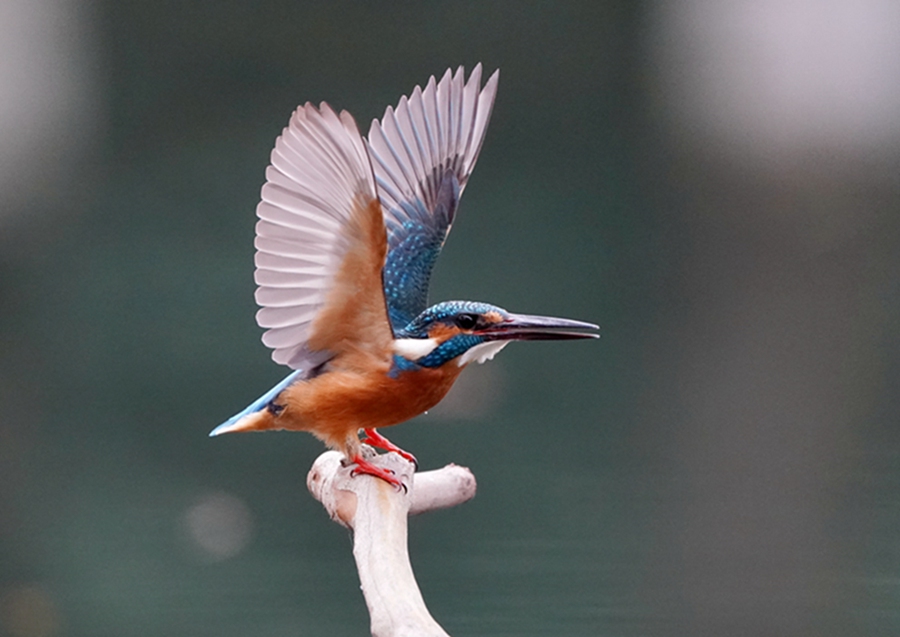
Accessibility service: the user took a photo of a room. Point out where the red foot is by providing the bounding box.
[349,455,405,490]
[361,428,418,468]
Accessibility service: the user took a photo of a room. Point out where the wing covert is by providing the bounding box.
[255,102,392,371]
[366,64,499,332]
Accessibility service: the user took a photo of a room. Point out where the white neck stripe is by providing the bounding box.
[392,337,439,360]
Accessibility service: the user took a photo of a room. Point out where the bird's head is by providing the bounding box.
[392,301,598,368]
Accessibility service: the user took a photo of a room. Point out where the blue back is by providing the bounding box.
[381,172,460,332]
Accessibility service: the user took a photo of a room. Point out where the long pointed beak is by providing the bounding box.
[475,313,599,341]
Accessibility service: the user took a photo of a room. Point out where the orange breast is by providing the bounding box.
[278,362,464,451]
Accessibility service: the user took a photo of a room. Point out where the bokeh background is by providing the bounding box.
[2,1,899,636]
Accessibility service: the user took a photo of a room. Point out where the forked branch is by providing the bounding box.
[307,450,476,637]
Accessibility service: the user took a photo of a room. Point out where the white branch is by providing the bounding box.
[307,450,476,637]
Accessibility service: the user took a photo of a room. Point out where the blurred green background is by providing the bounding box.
[2,1,899,636]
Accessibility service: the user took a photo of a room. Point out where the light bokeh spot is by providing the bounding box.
[0,585,59,637]
[184,492,255,561]
[651,0,900,159]
[0,0,99,218]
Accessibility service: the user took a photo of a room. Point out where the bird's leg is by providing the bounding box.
[360,428,418,468]
[349,454,405,490]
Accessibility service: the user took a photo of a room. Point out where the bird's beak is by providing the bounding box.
[475,313,599,341]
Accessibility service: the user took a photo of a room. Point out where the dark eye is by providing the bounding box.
[455,313,478,330]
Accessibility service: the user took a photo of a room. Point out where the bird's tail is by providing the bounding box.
[209,370,302,436]
[209,410,272,436]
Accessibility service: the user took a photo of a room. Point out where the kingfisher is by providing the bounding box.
[211,64,598,486]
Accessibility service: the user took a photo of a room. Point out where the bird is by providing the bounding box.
[211,64,598,487]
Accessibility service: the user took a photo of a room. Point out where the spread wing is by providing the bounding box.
[366,64,499,332]
[254,102,393,371]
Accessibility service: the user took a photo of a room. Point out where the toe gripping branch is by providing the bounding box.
[348,428,418,491]
[349,454,406,491]
[360,428,418,468]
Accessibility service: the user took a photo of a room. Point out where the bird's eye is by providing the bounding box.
[455,313,479,330]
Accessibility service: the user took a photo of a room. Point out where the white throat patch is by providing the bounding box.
[393,338,439,360]
[458,340,509,366]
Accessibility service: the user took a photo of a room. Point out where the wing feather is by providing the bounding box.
[367,121,414,211]
[467,69,499,173]
[255,251,331,270]
[418,78,440,197]
[254,102,392,370]
[392,97,429,199]
[366,64,500,331]
[254,268,324,287]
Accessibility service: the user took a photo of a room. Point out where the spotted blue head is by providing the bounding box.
[391,300,598,369]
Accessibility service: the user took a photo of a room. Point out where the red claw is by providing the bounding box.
[349,455,405,490]
[360,428,418,468]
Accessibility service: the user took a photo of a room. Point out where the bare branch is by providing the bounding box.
[307,450,476,637]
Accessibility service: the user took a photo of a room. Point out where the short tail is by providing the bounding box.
[209,370,302,437]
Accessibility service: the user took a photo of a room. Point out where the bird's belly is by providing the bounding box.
[280,364,463,443]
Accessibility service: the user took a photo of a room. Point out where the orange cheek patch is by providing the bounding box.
[427,323,460,341]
